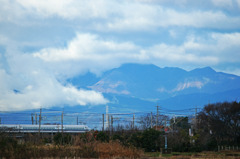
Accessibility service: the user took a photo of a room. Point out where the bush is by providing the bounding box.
[129,132,142,148]
[0,136,18,158]
[141,128,163,152]
[53,133,72,145]
[112,133,124,142]
[96,131,109,142]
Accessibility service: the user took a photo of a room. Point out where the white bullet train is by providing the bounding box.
[0,124,90,133]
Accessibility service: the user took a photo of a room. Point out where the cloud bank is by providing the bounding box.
[0,57,108,111]
[33,32,240,74]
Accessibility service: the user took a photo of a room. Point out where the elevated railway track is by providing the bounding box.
[0,124,90,133]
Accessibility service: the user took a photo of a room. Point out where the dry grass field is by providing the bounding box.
[0,141,143,159]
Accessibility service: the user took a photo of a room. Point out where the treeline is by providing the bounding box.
[168,101,240,151]
[97,101,240,152]
[196,101,240,150]
[0,101,239,158]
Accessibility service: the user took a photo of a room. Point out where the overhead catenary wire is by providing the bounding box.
[0,105,203,128]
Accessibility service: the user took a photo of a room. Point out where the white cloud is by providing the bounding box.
[0,47,108,111]
[32,32,240,75]
[33,33,140,76]
[148,43,219,66]
[101,4,240,31]
[210,33,240,62]
[212,0,233,8]
[34,33,137,62]
[1,0,240,30]
[15,0,113,19]
[0,70,108,111]
[0,0,23,22]
[237,0,240,8]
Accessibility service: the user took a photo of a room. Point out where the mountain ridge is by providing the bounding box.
[69,63,240,110]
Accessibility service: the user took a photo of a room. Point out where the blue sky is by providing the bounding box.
[0,0,240,111]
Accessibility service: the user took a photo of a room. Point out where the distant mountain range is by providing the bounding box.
[68,63,240,112]
[4,63,240,127]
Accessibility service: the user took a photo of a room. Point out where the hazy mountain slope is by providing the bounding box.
[89,63,188,100]
[69,63,240,109]
[67,72,100,89]
[158,88,240,109]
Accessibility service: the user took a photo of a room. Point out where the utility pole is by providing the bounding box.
[35,113,37,125]
[111,115,113,135]
[164,118,168,150]
[165,135,168,149]
[102,114,104,131]
[151,112,153,129]
[108,115,110,131]
[195,106,197,130]
[38,108,42,137]
[173,114,175,132]
[106,105,109,131]
[0,117,1,124]
[156,105,160,130]
[31,114,34,125]
[133,114,135,129]
[77,116,78,125]
[61,111,63,134]
[61,111,64,144]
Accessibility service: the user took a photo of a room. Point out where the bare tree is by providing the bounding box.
[138,113,168,130]
[198,101,240,145]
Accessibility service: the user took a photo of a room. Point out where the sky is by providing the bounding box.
[0,0,240,111]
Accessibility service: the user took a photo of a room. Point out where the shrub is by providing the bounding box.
[141,128,163,152]
[53,133,72,145]
[96,131,109,142]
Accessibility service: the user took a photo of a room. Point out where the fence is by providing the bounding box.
[218,145,239,151]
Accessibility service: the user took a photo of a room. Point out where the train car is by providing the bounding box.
[0,124,90,133]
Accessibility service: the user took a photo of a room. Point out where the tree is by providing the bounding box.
[139,113,168,130]
[197,101,240,146]
[168,129,191,152]
[96,131,109,142]
[170,116,190,131]
[141,128,164,152]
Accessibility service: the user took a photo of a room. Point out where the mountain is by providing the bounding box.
[90,64,188,100]
[67,72,100,89]
[69,63,240,111]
